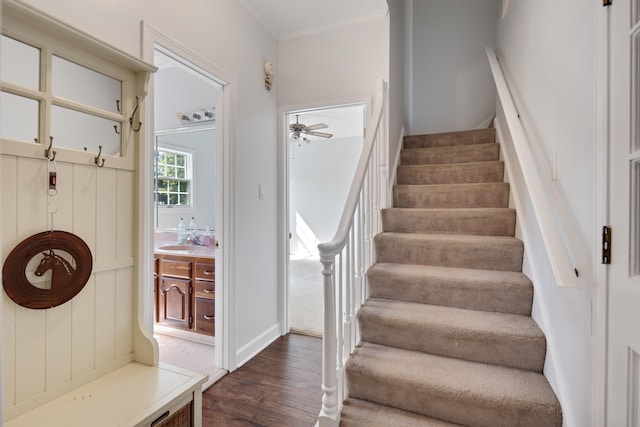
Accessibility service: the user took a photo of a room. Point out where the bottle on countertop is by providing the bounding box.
[203,226,213,246]
[177,217,186,245]
[188,217,196,233]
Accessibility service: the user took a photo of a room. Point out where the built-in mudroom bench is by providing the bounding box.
[1,2,207,426]
[4,363,207,427]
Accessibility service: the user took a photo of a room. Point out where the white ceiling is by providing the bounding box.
[239,0,388,40]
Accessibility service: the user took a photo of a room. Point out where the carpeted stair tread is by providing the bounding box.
[401,143,500,165]
[367,263,533,315]
[341,398,463,427]
[345,343,562,427]
[404,128,495,149]
[358,299,546,372]
[397,161,504,185]
[381,207,516,236]
[375,232,523,272]
[393,182,510,209]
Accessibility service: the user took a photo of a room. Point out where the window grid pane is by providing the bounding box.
[155,148,191,207]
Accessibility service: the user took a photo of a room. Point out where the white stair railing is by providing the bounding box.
[316,79,388,427]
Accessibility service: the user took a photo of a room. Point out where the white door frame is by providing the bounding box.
[593,2,610,425]
[277,96,371,335]
[141,22,238,371]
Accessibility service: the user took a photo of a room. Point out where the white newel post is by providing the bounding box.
[318,255,339,427]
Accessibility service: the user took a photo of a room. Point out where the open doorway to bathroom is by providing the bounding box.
[287,104,365,336]
[152,46,224,388]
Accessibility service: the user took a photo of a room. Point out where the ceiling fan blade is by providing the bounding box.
[305,123,328,131]
[307,131,333,138]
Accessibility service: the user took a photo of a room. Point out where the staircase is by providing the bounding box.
[340,128,562,427]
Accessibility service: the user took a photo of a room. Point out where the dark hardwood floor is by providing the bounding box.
[202,333,322,426]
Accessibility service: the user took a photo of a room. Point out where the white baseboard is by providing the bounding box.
[476,114,496,129]
[388,126,405,202]
[235,323,281,368]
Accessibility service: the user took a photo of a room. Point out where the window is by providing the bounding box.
[155,148,192,207]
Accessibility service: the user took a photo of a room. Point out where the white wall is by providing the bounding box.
[497,0,595,265]
[408,0,500,135]
[153,66,218,133]
[278,17,389,110]
[495,2,596,425]
[290,135,362,258]
[13,0,281,371]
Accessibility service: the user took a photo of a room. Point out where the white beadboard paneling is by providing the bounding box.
[94,270,116,368]
[2,155,18,407]
[115,267,134,358]
[116,170,134,259]
[45,304,72,389]
[71,275,96,378]
[49,161,73,232]
[16,157,47,238]
[3,293,17,408]
[96,168,117,264]
[2,156,18,255]
[72,165,97,255]
[14,307,45,403]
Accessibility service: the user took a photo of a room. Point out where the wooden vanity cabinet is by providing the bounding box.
[154,255,215,336]
[194,262,215,335]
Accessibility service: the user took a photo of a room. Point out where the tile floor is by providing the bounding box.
[154,332,222,389]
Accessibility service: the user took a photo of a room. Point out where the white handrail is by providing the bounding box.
[316,78,387,427]
[486,47,594,296]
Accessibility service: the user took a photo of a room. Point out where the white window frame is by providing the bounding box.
[0,5,151,170]
[155,146,194,209]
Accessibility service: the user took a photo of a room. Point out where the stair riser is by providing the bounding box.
[357,308,546,372]
[381,209,516,236]
[397,162,504,185]
[393,184,510,209]
[401,144,500,165]
[367,269,532,315]
[404,128,495,149]
[375,235,524,272]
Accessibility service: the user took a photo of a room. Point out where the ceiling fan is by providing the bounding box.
[289,115,333,141]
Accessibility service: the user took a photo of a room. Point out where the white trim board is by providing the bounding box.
[235,323,281,368]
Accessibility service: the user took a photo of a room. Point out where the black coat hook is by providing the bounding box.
[129,96,142,132]
[94,145,105,168]
[43,136,56,161]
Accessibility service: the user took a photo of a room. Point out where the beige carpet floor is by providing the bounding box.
[289,257,323,336]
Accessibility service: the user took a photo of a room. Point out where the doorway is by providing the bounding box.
[286,104,365,336]
[150,44,226,388]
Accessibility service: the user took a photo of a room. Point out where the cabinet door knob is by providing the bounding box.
[204,288,214,294]
[204,270,214,275]
[203,314,214,320]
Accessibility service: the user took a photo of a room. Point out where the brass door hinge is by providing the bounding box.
[602,226,612,264]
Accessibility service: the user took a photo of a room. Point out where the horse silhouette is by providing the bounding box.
[34,249,76,290]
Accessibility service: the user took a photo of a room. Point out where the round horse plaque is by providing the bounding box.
[3,230,93,309]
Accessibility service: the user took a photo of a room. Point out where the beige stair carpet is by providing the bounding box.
[341,128,562,426]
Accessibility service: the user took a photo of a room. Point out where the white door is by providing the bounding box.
[608,0,640,424]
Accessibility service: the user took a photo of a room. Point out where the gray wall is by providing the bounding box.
[407,0,500,134]
[387,0,407,168]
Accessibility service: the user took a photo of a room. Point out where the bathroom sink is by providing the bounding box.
[158,245,196,252]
